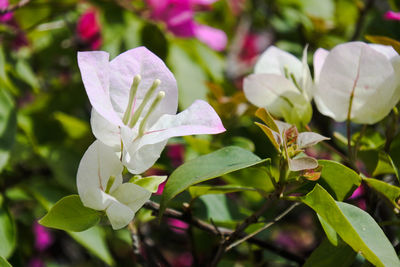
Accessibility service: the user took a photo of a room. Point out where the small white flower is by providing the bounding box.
[76,140,151,230]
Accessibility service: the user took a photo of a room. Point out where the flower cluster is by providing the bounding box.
[146,0,227,51]
[244,41,400,125]
[77,47,225,229]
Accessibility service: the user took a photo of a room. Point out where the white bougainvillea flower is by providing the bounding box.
[313,42,400,124]
[243,46,313,125]
[77,140,151,230]
[78,47,225,174]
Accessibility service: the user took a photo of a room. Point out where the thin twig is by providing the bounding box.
[226,202,300,251]
[127,221,146,264]
[350,0,376,41]
[142,201,304,264]
[0,0,30,14]
[210,200,274,267]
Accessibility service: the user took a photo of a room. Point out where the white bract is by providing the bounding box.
[77,140,151,230]
[78,47,225,174]
[313,42,400,124]
[243,46,313,125]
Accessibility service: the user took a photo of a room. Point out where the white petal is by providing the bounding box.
[124,140,168,174]
[80,187,115,211]
[297,132,330,148]
[314,42,398,124]
[108,47,178,127]
[313,48,329,84]
[111,183,151,213]
[76,140,123,208]
[105,200,134,230]
[90,109,122,150]
[255,46,303,83]
[243,73,303,117]
[368,44,399,60]
[77,51,122,126]
[301,45,314,100]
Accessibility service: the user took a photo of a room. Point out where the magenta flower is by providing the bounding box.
[384,11,400,21]
[0,0,12,22]
[167,218,189,234]
[76,9,102,50]
[147,0,227,51]
[33,221,53,252]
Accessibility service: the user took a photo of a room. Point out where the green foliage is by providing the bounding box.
[0,196,16,259]
[188,185,256,199]
[317,160,361,201]
[300,185,400,267]
[39,195,101,232]
[303,238,356,267]
[0,256,12,267]
[363,177,400,209]
[68,226,115,266]
[0,88,16,172]
[159,146,267,216]
[130,175,167,193]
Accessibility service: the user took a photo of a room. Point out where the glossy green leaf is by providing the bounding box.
[0,256,11,267]
[303,238,357,267]
[188,184,256,199]
[363,177,400,209]
[301,184,400,267]
[0,196,16,259]
[69,226,115,266]
[130,175,167,193]
[39,195,101,232]
[372,151,398,180]
[159,146,267,217]
[317,160,361,201]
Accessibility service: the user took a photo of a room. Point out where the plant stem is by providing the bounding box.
[142,201,304,264]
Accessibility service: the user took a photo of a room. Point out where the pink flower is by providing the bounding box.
[33,222,53,252]
[0,0,12,22]
[167,218,189,234]
[147,0,227,51]
[77,9,102,50]
[0,0,28,50]
[384,11,400,21]
[29,258,44,267]
[167,143,185,167]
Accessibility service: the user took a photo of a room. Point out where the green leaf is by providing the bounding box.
[363,177,400,209]
[301,184,400,267]
[197,194,240,223]
[303,238,357,267]
[0,88,16,172]
[15,59,40,93]
[168,43,208,109]
[130,175,167,193]
[53,112,90,139]
[39,195,101,232]
[317,160,361,201]
[0,256,11,267]
[188,185,256,199]
[372,151,398,180]
[69,226,115,266]
[159,146,267,217]
[0,197,16,258]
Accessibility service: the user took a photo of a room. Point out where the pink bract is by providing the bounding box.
[384,11,400,21]
[147,0,227,51]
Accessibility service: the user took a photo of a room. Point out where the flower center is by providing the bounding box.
[122,75,165,134]
[105,176,116,194]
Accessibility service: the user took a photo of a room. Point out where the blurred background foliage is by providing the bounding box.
[0,0,399,266]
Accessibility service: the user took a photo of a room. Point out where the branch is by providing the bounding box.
[226,202,300,251]
[350,0,375,41]
[142,201,305,265]
[0,0,30,14]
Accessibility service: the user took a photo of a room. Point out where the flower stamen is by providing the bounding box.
[105,176,116,194]
[123,74,141,125]
[128,79,161,128]
[138,91,165,137]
